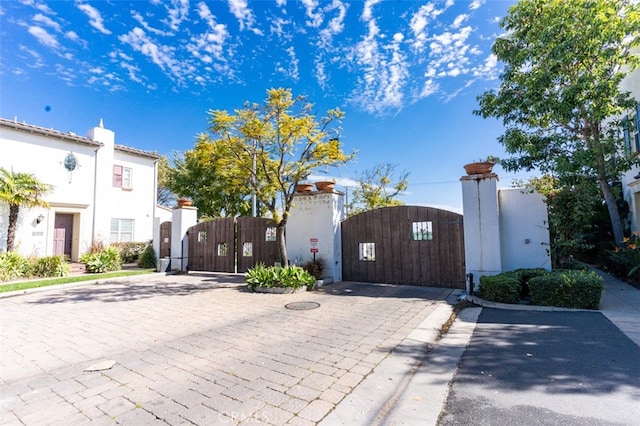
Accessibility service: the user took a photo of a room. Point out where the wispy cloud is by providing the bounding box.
[188,2,231,71]
[227,0,262,35]
[33,13,61,32]
[162,0,190,32]
[76,1,111,34]
[275,46,299,80]
[119,27,187,83]
[27,25,59,49]
[350,3,409,114]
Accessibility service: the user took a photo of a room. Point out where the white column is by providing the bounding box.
[170,206,198,272]
[461,173,502,289]
[287,191,345,283]
[87,120,115,243]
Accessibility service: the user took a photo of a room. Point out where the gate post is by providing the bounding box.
[171,204,197,272]
[461,171,501,289]
[287,190,345,283]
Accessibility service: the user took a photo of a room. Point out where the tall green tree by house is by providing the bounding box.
[198,87,355,265]
[348,163,409,216]
[167,143,253,218]
[476,0,640,246]
[0,167,53,252]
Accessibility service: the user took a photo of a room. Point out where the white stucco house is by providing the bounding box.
[0,117,159,261]
[620,57,640,234]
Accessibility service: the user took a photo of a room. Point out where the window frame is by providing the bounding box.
[110,218,134,242]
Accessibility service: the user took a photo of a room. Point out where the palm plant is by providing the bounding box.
[0,167,54,252]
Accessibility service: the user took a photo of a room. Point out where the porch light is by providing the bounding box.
[36,214,45,224]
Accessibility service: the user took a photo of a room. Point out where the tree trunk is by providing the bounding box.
[595,155,624,247]
[6,204,19,252]
[276,222,288,267]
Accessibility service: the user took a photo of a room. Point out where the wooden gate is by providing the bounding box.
[341,206,465,288]
[186,217,279,273]
[159,221,171,258]
[187,218,235,273]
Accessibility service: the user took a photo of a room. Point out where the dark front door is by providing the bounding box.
[54,213,73,257]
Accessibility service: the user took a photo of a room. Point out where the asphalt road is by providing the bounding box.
[439,308,640,425]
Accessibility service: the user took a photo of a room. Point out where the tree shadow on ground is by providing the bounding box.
[25,272,247,304]
[453,308,640,395]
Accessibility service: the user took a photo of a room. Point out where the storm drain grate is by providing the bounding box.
[285,301,320,310]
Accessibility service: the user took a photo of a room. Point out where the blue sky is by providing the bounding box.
[0,0,536,211]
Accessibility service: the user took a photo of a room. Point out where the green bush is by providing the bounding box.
[0,251,32,281]
[80,246,122,273]
[479,274,521,304]
[529,270,604,309]
[246,263,315,291]
[512,268,549,297]
[32,255,70,278]
[111,242,148,263]
[137,245,157,269]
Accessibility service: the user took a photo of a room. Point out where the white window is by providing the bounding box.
[113,165,133,188]
[412,221,433,241]
[359,242,375,261]
[111,219,134,242]
[624,103,640,154]
[265,227,276,241]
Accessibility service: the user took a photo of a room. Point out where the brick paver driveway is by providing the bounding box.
[0,273,453,425]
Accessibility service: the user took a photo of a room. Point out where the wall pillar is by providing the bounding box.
[286,191,345,283]
[170,206,197,272]
[461,172,502,289]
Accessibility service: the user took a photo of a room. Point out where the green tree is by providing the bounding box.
[167,143,253,218]
[516,175,604,267]
[0,167,54,252]
[203,87,355,265]
[156,155,174,207]
[348,163,409,216]
[476,0,640,246]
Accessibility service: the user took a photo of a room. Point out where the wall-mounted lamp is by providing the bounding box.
[36,214,45,224]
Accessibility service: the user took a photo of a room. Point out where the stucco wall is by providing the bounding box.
[286,191,344,282]
[498,188,551,271]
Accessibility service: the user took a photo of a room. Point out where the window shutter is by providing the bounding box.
[113,165,123,187]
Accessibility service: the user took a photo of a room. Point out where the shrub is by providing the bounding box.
[479,274,521,304]
[81,246,122,273]
[607,232,640,284]
[32,255,70,278]
[0,251,31,281]
[137,245,157,269]
[112,242,148,263]
[512,268,549,298]
[246,263,315,291]
[529,270,604,310]
[301,257,325,280]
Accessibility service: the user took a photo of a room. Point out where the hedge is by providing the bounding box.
[479,274,521,304]
[528,270,604,310]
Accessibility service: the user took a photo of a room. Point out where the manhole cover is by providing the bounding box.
[285,301,320,310]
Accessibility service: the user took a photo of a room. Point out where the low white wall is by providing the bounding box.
[498,188,551,271]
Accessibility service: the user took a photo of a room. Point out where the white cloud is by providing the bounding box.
[362,0,381,21]
[76,1,111,34]
[275,45,299,80]
[302,0,322,28]
[350,6,410,114]
[469,0,485,10]
[33,13,61,32]
[452,14,468,29]
[27,25,59,49]
[164,0,190,31]
[410,2,448,52]
[119,27,188,83]
[227,0,263,35]
[132,11,170,36]
[188,2,230,67]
